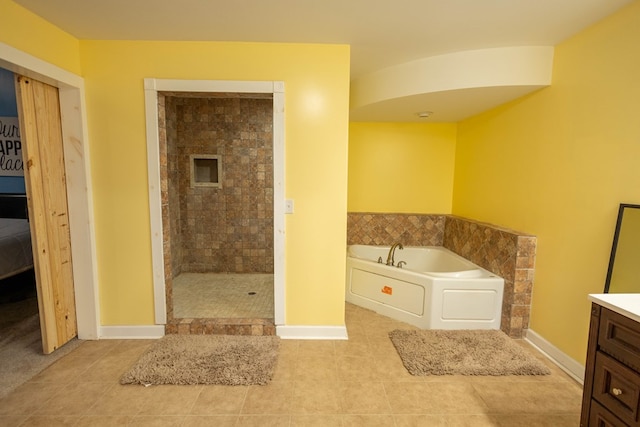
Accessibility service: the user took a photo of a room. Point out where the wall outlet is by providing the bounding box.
[285,199,294,214]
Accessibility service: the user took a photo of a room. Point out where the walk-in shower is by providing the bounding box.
[157,92,275,330]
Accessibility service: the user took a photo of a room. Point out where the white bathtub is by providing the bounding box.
[345,245,504,330]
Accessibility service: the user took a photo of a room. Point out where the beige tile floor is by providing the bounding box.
[0,303,583,426]
[173,273,274,319]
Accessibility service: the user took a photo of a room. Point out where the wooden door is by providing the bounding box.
[15,76,77,354]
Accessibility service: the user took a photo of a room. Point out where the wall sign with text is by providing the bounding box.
[0,116,23,177]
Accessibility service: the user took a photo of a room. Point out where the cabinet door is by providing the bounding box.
[599,308,640,371]
[590,399,630,427]
[593,352,640,426]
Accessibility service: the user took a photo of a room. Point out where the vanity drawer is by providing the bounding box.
[590,399,630,427]
[599,308,640,371]
[593,352,640,426]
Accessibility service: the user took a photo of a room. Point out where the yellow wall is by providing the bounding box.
[2,0,351,329]
[7,0,640,362]
[452,1,640,362]
[348,122,457,213]
[79,41,350,325]
[0,0,81,74]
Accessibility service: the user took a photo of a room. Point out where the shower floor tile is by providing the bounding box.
[172,273,274,319]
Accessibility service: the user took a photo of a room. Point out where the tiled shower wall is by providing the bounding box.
[163,96,182,281]
[158,94,177,320]
[165,94,274,274]
[346,213,536,338]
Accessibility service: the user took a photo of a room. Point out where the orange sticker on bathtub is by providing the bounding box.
[381,286,393,295]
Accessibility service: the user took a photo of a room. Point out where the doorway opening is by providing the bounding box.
[0,43,99,343]
[145,79,286,335]
[161,93,274,332]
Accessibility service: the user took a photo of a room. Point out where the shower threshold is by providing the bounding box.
[168,272,275,336]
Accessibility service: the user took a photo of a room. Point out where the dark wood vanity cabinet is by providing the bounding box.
[581,303,640,426]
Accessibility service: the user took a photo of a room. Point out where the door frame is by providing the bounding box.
[0,42,100,339]
[144,78,286,326]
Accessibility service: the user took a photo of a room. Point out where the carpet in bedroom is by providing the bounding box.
[0,271,83,399]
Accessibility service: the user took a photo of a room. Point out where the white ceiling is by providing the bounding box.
[14,0,633,121]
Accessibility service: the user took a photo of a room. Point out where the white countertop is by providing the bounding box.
[589,293,640,323]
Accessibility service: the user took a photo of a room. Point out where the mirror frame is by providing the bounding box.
[604,203,640,293]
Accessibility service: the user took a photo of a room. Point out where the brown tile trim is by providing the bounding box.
[165,318,276,336]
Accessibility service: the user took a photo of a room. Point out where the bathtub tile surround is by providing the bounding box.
[347,213,446,246]
[443,216,535,338]
[346,213,536,338]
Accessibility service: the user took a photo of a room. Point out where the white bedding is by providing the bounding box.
[0,218,33,280]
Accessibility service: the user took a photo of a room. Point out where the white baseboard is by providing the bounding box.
[99,325,165,339]
[98,324,349,340]
[276,325,348,340]
[525,329,585,384]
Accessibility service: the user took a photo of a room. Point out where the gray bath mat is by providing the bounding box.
[120,334,280,386]
[389,329,551,376]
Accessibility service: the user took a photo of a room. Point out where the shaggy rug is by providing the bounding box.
[389,329,551,376]
[120,334,280,386]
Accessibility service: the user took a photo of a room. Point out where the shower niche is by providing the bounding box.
[190,154,221,188]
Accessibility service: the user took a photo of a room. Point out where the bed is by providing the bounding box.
[0,194,33,280]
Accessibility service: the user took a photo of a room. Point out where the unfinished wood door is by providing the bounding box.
[15,76,77,354]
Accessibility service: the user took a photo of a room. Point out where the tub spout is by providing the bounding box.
[386,242,404,266]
